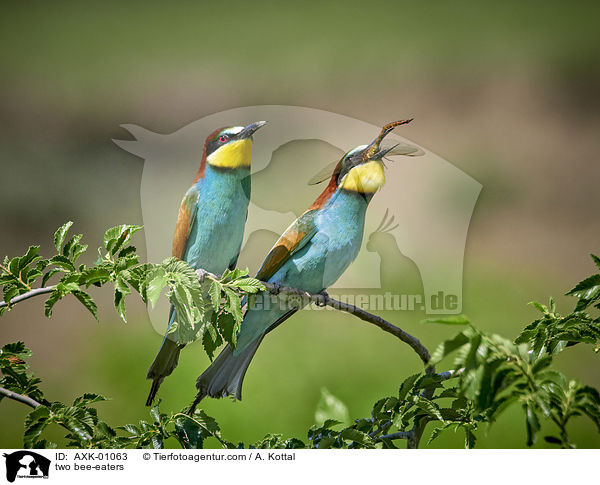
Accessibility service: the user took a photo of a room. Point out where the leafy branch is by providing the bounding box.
[1,223,599,449]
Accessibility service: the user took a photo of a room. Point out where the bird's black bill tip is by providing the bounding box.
[372,143,400,160]
[239,120,268,139]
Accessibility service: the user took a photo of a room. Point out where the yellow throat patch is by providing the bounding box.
[340,160,386,194]
[207,139,253,169]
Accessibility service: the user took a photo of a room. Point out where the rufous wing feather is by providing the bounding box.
[172,187,200,259]
[255,210,318,281]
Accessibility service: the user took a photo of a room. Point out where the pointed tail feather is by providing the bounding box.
[146,338,184,406]
[188,309,298,414]
[189,336,264,413]
[146,380,162,407]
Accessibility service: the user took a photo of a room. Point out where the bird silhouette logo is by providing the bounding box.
[3,451,51,482]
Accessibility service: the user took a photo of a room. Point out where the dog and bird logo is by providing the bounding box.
[3,451,51,482]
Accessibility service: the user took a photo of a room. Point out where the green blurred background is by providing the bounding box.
[1,0,599,448]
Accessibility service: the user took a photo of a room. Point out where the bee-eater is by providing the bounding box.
[193,119,421,404]
[146,120,267,406]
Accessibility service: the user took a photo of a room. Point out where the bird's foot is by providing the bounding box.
[316,290,329,307]
[271,282,282,295]
[195,268,208,283]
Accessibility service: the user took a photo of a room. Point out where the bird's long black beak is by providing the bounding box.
[238,120,267,139]
[371,144,399,160]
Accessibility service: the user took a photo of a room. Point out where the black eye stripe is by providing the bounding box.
[336,152,364,184]
[206,132,233,156]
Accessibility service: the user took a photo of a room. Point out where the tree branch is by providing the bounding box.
[0,285,56,309]
[0,385,41,409]
[200,269,431,370]
[0,385,88,439]
[380,431,412,441]
[261,283,432,369]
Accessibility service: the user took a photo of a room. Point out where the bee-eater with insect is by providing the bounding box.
[146,120,267,406]
[192,119,423,407]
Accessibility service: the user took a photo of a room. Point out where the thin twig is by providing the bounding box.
[380,431,412,441]
[0,285,56,309]
[0,385,41,409]
[0,385,88,439]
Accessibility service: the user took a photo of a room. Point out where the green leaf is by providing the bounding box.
[431,332,470,364]
[114,276,131,322]
[412,396,445,422]
[315,388,350,426]
[174,415,205,449]
[169,284,204,343]
[79,266,111,287]
[72,291,98,320]
[44,289,63,317]
[95,421,117,439]
[191,409,222,437]
[427,423,456,445]
[201,318,222,360]
[464,424,477,449]
[146,268,167,308]
[338,428,374,448]
[398,373,421,401]
[209,281,222,310]
[421,314,470,325]
[119,424,141,436]
[223,288,243,324]
[72,243,88,263]
[544,435,562,445]
[230,277,265,294]
[62,234,83,258]
[48,254,75,272]
[24,406,51,448]
[118,246,137,258]
[54,221,73,251]
[217,313,238,347]
[103,224,143,256]
[525,405,540,446]
[528,301,548,313]
[15,246,41,273]
[73,393,107,407]
[174,409,224,448]
[222,268,249,282]
[150,403,162,424]
[567,274,600,300]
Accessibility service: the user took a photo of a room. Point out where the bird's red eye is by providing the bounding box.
[219,135,227,143]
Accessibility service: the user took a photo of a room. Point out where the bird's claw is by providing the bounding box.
[271,282,282,295]
[195,268,208,283]
[316,290,329,307]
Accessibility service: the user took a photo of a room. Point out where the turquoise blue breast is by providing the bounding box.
[235,189,371,352]
[274,189,368,291]
[183,165,250,274]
